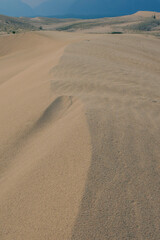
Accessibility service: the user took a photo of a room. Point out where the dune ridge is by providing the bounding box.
[0,31,160,240]
[0,31,92,240]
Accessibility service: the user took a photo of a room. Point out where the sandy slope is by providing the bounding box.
[0,31,91,240]
[0,31,160,239]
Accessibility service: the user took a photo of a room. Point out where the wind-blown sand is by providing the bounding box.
[0,31,160,239]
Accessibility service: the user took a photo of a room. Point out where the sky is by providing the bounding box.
[0,0,160,18]
[22,0,48,7]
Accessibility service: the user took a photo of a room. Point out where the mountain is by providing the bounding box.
[34,0,75,16]
[68,0,160,17]
[0,0,34,17]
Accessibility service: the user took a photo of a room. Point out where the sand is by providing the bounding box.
[0,31,160,239]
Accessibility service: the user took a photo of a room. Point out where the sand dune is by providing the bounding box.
[134,11,160,17]
[0,31,160,239]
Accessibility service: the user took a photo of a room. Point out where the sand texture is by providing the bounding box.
[0,31,160,239]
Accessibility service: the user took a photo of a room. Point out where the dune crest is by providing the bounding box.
[0,31,92,240]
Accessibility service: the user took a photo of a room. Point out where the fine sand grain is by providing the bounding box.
[0,31,160,239]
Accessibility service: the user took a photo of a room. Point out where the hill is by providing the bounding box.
[0,15,37,34]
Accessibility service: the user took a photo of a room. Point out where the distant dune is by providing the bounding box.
[134,10,160,17]
[0,14,160,240]
[1,11,160,35]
